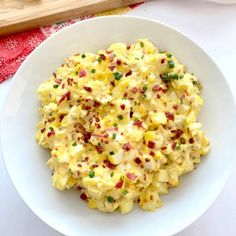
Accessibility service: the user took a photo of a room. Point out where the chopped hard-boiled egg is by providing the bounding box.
[36,39,210,214]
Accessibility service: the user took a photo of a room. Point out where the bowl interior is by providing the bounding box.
[1,16,236,236]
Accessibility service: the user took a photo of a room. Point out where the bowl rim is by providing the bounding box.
[1,15,236,236]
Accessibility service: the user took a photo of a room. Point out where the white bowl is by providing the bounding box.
[1,16,236,236]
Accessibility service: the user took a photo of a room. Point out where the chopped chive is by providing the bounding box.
[134,101,138,106]
[107,196,114,203]
[120,175,125,180]
[135,57,139,60]
[110,172,114,177]
[143,85,148,91]
[167,53,172,58]
[140,42,144,48]
[91,69,96,73]
[168,60,175,69]
[109,151,115,155]
[161,73,171,83]
[176,144,181,150]
[89,170,95,178]
[53,84,59,89]
[143,94,147,98]
[81,54,86,58]
[113,72,123,81]
[72,142,77,146]
[192,81,197,85]
[172,74,179,80]
[112,133,116,139]
[117,115,123,120]
[122,189,128,195]
[97,57,102,63]
[113,123,118,127]
[49,127,54,131]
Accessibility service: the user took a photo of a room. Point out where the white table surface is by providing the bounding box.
[1,0,236,235]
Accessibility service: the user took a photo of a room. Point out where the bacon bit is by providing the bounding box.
[104,140,109,144]
[172,142,177,150]
[93,101,101,107]
[95,145,104,154]
[180,137,186,144]
[108,66,116,71]
[165,112,174,121]
[122,142,132,151]
[99,54,106,61]
[133,120,143,128]
[48,117,55,122]
[131,87,139,94]
[114,127,118,131]
[134,157,142,165]
[152,85,162,92]
[77,163,82,167]
[111,81,115,86]
[95,116,100,122]
[162,89,167,93]
[80,193,87,201]
[189,138,194,144]
[173,104,178,110]
[67,78,73,86]
[130,110,133,118]
[79,69,87,78]
[104,160,116,169]
[159,74,163,79]
[55,79,62,84]
[106,50,112,54]
[117,59,122,65]
[108,52,115,62]
[126,173,137,180]
[53,72,57,78]
[123,92,128,98]
[171,129,183,139]
[125,70,132,77]
[161,58,165,64]
[148,141,155,149]
[127,45,131,50]
[110,103,115,107]
[161,146,167,150]
[84,156,89,161]
[84,106,91,110]
[59,114,65,122]
[115,180,124,189]
[77,186,83,191]
[120,104,126,110]
[149,151,155,156]
[103,133,109,138]
[83,86,92,92]
[61,83,65,88]
[47,131,55,137]
[83,131,91,143]
[58,91,71,104]
[92,164,99,168]
[95,123,101,129]
[157,94,161,99]
[40,128,45,133]
[145,158,150,162]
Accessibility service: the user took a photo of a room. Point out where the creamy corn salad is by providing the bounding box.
[36,39,210,214]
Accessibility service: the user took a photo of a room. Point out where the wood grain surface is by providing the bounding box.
[0,0,145,36]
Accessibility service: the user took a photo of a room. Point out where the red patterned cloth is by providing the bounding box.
[0,29,46,83]
[0,3,143,84]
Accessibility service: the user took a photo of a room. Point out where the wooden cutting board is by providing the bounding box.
[0,0,145,36]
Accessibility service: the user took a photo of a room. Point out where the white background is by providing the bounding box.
[1,0,236,235]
